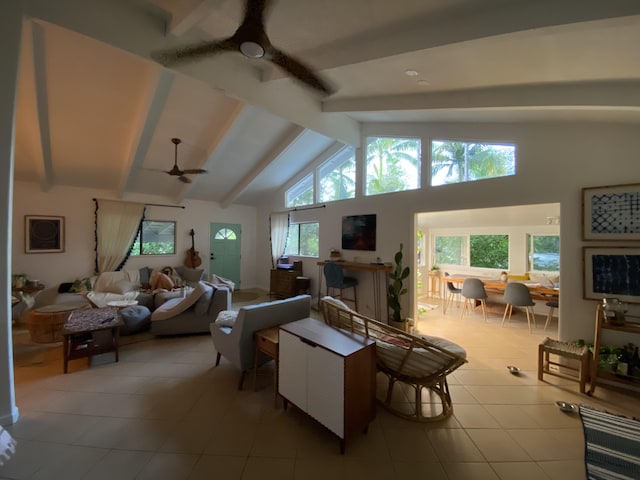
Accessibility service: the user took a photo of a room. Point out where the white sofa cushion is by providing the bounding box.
[151,283,205,322]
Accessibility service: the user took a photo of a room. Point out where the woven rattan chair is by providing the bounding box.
[321,297,467,422]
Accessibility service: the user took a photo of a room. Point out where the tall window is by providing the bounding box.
[284,222,319,257]
[130,220,176,255]
[286,173,314,207]
[431,140,515,186]
[527,234,560,272]
[365,137,420,196]
[318,146,356,202]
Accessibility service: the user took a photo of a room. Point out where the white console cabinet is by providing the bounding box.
[278,317,376,453]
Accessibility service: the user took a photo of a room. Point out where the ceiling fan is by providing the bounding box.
[151,0,335,96]
[165,138,207,184]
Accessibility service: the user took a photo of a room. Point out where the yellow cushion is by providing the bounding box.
[507,273,530,281]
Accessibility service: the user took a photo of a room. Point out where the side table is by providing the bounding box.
[62,306,123,373]
[254,326,279,406]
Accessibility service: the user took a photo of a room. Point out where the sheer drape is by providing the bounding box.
[94,199,145,273]
[269,211,290,269]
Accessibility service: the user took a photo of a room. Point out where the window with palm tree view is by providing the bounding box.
[366,137,420,196]
[431,140,515,186]
[318,146,356,202]
[286,173,313,207]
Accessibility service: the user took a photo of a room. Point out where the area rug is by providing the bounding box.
[232,290,261,303]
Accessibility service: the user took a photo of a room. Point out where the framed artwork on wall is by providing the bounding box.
[25,215,65,253]
[583,247,640,303]
[582,183,640,240]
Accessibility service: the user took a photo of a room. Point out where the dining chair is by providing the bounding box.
[502,282,536,332]
[324,261,358,311]
[544,300,558,330]
[443,272,461,313]
[460,278,488,321]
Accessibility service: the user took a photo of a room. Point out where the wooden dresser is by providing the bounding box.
[270,261,305,298]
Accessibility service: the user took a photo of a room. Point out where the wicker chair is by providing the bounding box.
[321,297,467,422]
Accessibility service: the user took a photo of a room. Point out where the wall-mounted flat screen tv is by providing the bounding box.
[342,214,376,251]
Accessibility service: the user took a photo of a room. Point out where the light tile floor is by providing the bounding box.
[3,293,639,479]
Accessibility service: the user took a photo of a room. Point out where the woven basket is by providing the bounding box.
[27,310,71,343]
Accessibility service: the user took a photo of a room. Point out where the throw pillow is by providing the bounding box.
[182,268,204,285]
[214,310,238,328]
[69,277,93,294]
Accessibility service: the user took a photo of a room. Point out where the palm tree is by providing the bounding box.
[320,159,355,201]
[366,137,420,195]
[431,141,514,184]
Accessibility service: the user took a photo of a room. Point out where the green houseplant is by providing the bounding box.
[388,243,411,331]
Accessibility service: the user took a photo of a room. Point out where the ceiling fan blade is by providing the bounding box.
[268,48,335,96]
[152,38,238,66]
[182,169,208,174]
[178,175,192,184]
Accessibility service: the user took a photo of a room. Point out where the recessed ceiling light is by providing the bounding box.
[418,79,430,86]
[405,69,419,76]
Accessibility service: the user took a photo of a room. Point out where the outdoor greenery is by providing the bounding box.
[470,234,509,269]
[529,235,560,271]
[319,148,356,202]
[285,222,319,257]
[130,220,175,256]
[431,140,515,186]
[366,137,420,196]
[435,234,509,269]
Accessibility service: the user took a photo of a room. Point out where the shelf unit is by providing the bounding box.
[278,318,376,454]
[589,303,640,395]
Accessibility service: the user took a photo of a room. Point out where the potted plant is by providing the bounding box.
[388,243,411,332]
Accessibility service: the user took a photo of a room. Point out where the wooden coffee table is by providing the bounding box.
[62,306,123,373]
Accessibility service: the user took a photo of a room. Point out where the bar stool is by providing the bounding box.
[538,337,590,394]
[544,300,558,330]
[323,262,358,311]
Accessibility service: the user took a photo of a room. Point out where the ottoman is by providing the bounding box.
[119,305,152,336]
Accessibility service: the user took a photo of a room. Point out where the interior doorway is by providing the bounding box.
[414,203,561,329]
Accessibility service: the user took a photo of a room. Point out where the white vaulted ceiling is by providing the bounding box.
[12,0,640,206]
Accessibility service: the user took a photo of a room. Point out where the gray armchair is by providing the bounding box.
[210,294,311,389]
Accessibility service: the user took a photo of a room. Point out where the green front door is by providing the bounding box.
[210,223,241,288]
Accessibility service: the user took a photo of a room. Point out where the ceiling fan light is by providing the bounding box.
[240,41,265,59]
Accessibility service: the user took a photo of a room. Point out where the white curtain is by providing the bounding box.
[269,211,290,269]
[95,199,145,273]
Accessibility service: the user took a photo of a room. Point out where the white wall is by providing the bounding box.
[255,121,640,344]
[12,181,258,289]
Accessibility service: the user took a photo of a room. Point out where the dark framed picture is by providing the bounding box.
[25,215,65,253]
[583,247,640,303]
[582,183,640,240]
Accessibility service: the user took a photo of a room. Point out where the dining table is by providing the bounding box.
[441,275,559,313]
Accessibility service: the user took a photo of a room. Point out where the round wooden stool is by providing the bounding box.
[27,302,90,343]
